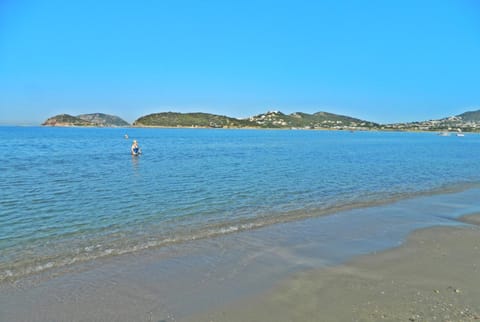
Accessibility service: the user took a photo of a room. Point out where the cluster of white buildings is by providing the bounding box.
[382,116,479,132]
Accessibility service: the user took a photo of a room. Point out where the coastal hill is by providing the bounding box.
[457,110,480,122]
[383,109,480,132]
[247,110,379,129]
[42,114,96,127]
[41,108,480,131]
[133,112,256,128]
[42,113,130,127]
[133,110,378,129]
[77,113,130,127]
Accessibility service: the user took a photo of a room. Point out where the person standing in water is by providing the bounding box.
[131,139,141,155]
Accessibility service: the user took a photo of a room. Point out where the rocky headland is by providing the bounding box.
[42,113,130,127]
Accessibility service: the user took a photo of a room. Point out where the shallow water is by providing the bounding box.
[1,188,479,322]
[1,126,480,281]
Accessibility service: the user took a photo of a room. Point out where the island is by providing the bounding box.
[41,109,480,132]
[132,110,379,130]
[42,113,130,127]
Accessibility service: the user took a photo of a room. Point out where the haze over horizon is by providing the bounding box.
[1,0,480,125]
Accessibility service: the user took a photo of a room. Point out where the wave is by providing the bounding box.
[2,181,479,284]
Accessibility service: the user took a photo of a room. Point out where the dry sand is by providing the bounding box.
[186,215,480,322]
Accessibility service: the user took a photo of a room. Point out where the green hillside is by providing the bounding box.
[40,108,480,131]
[133,112,256,128]
[77,113,130,126]
[247,111,379,129]
[457,110,480,122]
[43,113,130,127]
[42,114,96,126]
[133,110,379,129]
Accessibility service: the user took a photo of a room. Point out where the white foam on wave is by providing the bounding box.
[4,184,480,284]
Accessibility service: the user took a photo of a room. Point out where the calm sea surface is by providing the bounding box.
[1,126,480,281]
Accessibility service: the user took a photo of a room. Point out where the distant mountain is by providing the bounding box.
[457,109,480,122]
[132,110,379,129]
[133,112,256,128]
[77,113,130,126]
[42,108,480,131]
[42,113,130,127]
[42,114,96,127]
[247,110,379,129]
[383,109,480,132]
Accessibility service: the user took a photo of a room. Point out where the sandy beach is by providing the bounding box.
[2,196,480,322]
[187,215,480,322]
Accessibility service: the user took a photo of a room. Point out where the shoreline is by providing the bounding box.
[1,189,480,321]
[5,124,480,134]
[187,215,480,321]
[1,183,479,285]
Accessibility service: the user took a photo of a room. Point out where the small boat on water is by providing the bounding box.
[438,132,450,136]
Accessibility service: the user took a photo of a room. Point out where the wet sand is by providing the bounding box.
[1,192,480,322]
[187,215,480,322]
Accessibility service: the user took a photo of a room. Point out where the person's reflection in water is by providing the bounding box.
[131,152,140,175]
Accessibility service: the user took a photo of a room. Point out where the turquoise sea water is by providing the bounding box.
[1,126,480,281]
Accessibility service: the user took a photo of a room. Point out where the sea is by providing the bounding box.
[1,126,480,283]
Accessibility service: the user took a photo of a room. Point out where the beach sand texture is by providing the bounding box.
[2,215,480,322]
[188,216,480,322]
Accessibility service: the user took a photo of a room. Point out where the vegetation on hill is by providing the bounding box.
[42,113,130,127]
[457,110,480,122]
[247,111,379,129]
[42,108,480,132]
[77,113,130,126]
[133,112,256,128]
[42,114,95,126]
[132,110,379,129]
[382,109,480,132]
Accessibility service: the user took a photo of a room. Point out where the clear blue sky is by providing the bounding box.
[1,0,479,125]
